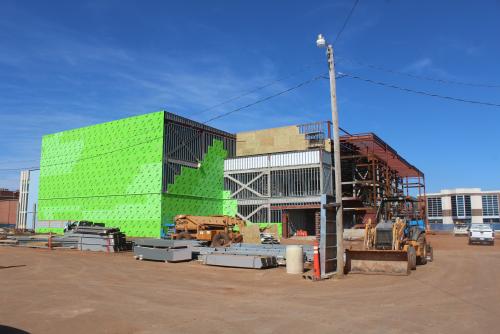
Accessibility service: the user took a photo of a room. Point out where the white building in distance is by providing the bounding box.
[426,188,499,225]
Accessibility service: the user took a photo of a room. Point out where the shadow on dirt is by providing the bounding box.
[0,325,30,333]
[0,265,27,270]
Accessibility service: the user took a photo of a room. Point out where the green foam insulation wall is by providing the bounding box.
[38,111,164,237]
[37,111,235,238]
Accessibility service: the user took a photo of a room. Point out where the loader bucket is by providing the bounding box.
[345,249,410,276]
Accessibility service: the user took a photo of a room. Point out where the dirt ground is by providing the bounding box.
[1,234,499,334]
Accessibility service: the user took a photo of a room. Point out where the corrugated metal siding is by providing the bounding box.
[224,155,268,171]
[225,150,329,171]
[270,151,319,167]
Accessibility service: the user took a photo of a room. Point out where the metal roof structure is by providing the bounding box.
[340,132,423,178]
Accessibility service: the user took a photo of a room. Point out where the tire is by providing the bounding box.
[407,246,417,270]
[416,236,427,265]
[232,234,243,244]
[417,246,427,265]
[211,233,230,247]
[177,232,192,240]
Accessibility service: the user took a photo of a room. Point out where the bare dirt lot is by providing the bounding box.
[1,234,499,334]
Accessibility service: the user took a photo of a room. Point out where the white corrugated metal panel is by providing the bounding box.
[225,150,324,171]
[270,150,320,167]
[224,155,268,171]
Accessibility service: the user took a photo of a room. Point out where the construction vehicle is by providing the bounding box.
[345,196,433,275]
[173,215,245,247]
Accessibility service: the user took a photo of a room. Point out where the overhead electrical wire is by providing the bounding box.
[334,0,360,45]
[2,73,337,172]
[0,167,39,171]
[203,73,330,124]
[191,62,321,117]
[32,135,164,170]
[339,57,500,88]
[338,72,500,108]
[192,0,359,119]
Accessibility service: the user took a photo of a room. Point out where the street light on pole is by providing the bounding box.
[316,33,344,277]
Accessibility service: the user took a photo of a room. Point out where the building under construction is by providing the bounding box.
[224,121,425,238]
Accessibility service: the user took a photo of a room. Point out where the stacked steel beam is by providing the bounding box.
[64,224,129,252]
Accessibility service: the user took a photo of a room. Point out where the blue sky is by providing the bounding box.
[1,0,500,192]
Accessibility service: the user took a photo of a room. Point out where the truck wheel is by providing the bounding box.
[211,233,230,247]
[416,235,427,265]
[232,234,243,243]
[177,232,192,240]
[408,246,417,270]
[417,245,427,265]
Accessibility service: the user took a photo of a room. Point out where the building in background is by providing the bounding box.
[16,169,39,230]
[37,111,236,237]
[426,188,500,229]
[224,121,425,238]
[0,188,19,227]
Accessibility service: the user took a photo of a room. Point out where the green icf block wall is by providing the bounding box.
[37,111,236,238]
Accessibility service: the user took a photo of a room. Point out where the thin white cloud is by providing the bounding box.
[402,57,432,74]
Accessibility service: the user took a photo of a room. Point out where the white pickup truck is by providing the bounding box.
[469,224,495,245]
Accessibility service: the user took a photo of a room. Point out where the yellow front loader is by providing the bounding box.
[345,197,433,276]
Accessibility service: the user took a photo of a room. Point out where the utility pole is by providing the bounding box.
[316,34,344,277]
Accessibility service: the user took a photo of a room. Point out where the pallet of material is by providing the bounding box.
[0,239,18,245]
[201,254,278,269]
[194,243,314,263]
[134,245,192,262]
[133,239,197,262]
[133,238,202,249]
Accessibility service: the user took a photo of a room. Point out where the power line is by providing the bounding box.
[339,72,500,108]
[1,73,330,172]
[203,73,328,124]
[0,129,168,173]
[33,135,163,170]
[189,2,377,120]
[191,63,320,117]
[0,167,39,172]
[334,0,360,45]
[339,57,500,88]
[2,71,345,172]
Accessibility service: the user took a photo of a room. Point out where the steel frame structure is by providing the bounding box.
[226,120,425,235]
[340,132,426,226]
[162,112,236,191]
[224,150,333,237]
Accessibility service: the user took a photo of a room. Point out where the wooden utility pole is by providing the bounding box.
[317,34,344,276]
